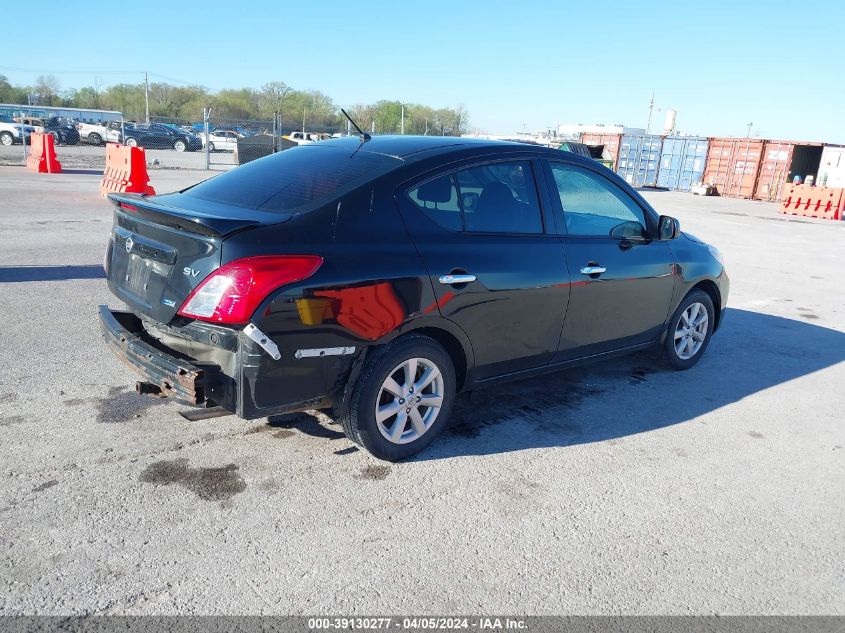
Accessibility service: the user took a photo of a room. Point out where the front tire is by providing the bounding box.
[663,289,715,370]
[0,132,13,146]
[207,142,215,152]
[89,133,103,146]
[174,140,186,152]
[125,137,138,148]
[342,335,456,461]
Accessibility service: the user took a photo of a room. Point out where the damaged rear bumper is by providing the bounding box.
[98,305,209,406]
[99,305,344,419]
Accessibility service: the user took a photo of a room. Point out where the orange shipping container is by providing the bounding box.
[580,133,622,169]
[703,137,764,198]
[753,140,823,201]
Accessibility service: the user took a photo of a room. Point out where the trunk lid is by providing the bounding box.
[105,193,291,323]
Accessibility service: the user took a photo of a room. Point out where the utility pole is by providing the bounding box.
[401,104,405,135]
[144,72,150,124]
[302,107,306,133]
[203,107,210,170]
[746,121,753,138]
[646,92,655,134]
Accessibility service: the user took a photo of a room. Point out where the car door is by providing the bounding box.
[143,125,163,148]
[130,125,149,147]
[542,160,676,361]
[158,126,176,148]
[397,158,570,380]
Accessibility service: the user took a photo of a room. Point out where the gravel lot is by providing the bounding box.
[0,165,843,615]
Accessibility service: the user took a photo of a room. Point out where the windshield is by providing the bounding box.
[182,145,401,215]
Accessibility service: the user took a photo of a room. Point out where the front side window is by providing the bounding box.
[549,163,648,239]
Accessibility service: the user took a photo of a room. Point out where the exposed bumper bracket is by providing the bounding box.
[243,322,281,360]
[178,406,233,421]
[99,305,208,406]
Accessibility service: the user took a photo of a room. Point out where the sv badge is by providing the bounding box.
[183,267,201,278]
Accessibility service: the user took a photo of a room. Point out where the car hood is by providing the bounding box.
[682,231,705,244]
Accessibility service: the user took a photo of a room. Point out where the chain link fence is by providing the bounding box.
[0,104,351,171]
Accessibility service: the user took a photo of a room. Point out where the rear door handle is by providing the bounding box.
[439,273,476,285]
[580,265,607,275]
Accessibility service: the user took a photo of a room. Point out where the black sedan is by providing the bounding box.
[99,136,729,460]
[43,117,80,145]
[123,123,202,152]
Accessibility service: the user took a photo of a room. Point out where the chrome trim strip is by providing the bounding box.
[295,346,356,359]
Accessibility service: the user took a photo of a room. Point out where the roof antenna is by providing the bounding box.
[340,108,371,142]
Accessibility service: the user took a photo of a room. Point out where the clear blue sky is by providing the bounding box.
[1,0,843,142]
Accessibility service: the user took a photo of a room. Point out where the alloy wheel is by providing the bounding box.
[674,302,708,360]
[375,357,444,444]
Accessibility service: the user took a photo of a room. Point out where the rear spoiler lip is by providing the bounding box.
[107,192,293,237]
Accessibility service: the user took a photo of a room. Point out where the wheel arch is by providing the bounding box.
[690,279,722,331]
[404,325,471,392]
[333,320,474,428]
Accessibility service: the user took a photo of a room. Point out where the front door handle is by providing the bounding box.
[439,273,476,285]
[580,265,607,275]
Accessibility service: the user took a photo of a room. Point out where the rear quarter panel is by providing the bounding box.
[222,183,463,418]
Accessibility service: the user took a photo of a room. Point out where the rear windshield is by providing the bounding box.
[182,145,401,214]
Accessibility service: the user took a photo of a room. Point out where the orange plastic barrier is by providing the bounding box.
[26,132,62,173]
[100,143,155,197]
[779,184,843,221]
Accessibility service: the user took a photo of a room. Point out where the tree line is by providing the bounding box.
[0,74,470,135]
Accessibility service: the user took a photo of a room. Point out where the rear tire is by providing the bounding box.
[662,289,715,370]
[208,142,215,152]
[89,133,103,146]
[342,335,456,461]
[125,137,138,148]
[0,132,13,146]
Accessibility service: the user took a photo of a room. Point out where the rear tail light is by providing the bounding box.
[177,255,323,324]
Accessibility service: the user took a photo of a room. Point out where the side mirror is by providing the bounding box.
[658,215,680,240]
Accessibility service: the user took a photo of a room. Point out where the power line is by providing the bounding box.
[0,67,208,88]
[0,65,144,75]
[146,72,205,87]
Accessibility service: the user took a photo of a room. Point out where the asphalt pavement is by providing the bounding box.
[0,166,843,615]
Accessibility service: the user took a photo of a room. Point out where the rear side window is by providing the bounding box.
[457,161,542,233]
[407,160,543,234]
[183,146,400,214]
[408,175,462,231]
